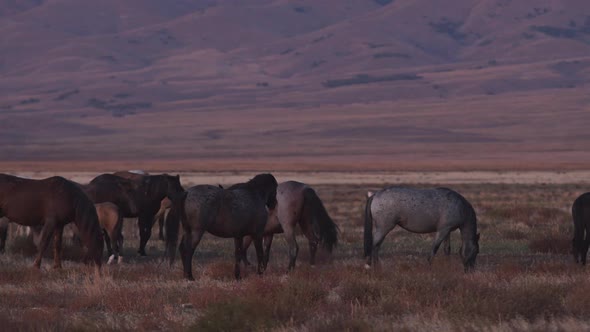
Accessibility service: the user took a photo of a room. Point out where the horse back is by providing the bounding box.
[186,185,267,237]
[0,176,80,226]
[370,187,471,233]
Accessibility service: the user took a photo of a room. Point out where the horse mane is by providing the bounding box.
[68,181,104,264]
[228,174,278,208]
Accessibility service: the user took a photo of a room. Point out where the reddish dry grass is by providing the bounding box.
[0,181,588,330]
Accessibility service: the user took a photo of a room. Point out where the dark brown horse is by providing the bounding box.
[242,181,339,270]
[84,172,184,255]
[166,174,278,280]
[572,192,590,265]
[113,170,174,242]
[0,174,103,268]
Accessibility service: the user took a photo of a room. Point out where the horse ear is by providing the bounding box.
[367,191,374,198]
[176,174,180,180]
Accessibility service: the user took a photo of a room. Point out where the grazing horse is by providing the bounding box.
[113,171,171,241]
[572,192,590,265]
[85,173,184,255]
[364,187,479,272]
[0,174,103,268]
[166,174,278,280]
[95,202,124,264]
[242,181,339,270]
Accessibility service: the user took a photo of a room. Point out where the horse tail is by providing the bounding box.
[303,187,338,253]
[364,194,374,259]
[166,191,187,265]
[73,192,104,267]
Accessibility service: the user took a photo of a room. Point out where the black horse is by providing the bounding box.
[572,192,590,265]
[166,173,278,280]
[0,174,103,268]
[84,173,184,255]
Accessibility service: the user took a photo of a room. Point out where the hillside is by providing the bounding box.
[1,0,589,171]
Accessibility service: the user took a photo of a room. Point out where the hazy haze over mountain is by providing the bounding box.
[1,0,589,170]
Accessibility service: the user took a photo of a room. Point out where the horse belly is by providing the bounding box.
[398,216,439,234]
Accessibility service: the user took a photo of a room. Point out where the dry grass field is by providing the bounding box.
[1,171,590,331]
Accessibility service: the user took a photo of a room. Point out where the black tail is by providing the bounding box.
[363,195,374,258]
[303,188,338,252]
[166,191,187,265]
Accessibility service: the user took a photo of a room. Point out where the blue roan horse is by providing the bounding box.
[364,187,479,272]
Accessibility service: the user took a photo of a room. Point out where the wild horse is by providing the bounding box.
[572,192,590,265]
[242,181,339,270]
[113,171,171,242]
[0,174,103,268]
[364,187,480,272]
[166,173,278,280]
[84,172,183,255]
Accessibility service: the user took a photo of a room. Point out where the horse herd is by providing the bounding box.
[0,171,589,280]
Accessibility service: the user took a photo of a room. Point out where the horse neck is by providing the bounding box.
[144,176,168,201]
[459,218,476,243]
[72,196,99,239]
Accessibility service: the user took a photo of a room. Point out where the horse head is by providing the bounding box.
[460,232,480,272]
[248,173,278,209]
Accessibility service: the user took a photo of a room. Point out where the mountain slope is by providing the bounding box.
[0,0,588,170]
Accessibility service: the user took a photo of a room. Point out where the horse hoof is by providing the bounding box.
[117,256,124,264]
[364,264,371,270]
[107,255,116,265]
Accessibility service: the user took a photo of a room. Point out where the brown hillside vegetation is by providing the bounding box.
[0,0,589,169]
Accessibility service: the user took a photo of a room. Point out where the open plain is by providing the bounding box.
[1,171,590,331]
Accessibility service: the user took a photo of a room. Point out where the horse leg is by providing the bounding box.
[104,230,113,261]
[263,234,274,268]
[583,228,590,266]
[253,236,265,274]
[34,221,56,269]
[428,228,452,264]
[113,214,124,264]
[158,212,165,241]
[284,226,299,271]
[137,213,154,256]
[180,230,203,281]
[52,225,64,269]
[242,236,253,266]
[300,220,319,266]
[370,231,389,269]
[443,233,451,255]
[234,237,245,280]
[0,220,7,253]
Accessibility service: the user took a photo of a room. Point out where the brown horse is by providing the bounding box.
[3,202,124,265]
[0,174,103,268]
[85,172,184,255]
[242,181,339,270]
[95,202,124,264]
[166,174,278,280]
[113,171,173,241]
